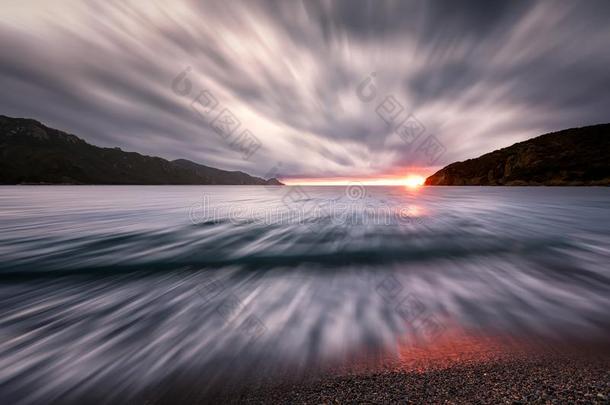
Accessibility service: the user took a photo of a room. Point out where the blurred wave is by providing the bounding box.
[1,186,609,403]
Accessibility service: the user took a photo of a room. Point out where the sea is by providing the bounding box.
[1,185,609,402]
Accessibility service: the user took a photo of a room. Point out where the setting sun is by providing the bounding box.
[281,172,431,186]
[405,175,425,188]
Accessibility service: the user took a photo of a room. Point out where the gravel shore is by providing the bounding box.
[143,337,610,404]
[233,353,610,404]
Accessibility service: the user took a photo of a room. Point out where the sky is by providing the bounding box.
[1,0,609,182]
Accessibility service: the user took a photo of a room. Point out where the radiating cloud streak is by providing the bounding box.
[1,0,609,178]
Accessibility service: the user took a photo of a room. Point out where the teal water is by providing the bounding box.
[1,186,609,402]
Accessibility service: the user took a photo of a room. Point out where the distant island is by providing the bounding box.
[0,115,283,185]
[426,124,610,186]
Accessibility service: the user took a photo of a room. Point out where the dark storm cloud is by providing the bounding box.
[0,0,609,177]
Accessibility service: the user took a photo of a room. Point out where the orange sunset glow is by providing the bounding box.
[282,174,428,187]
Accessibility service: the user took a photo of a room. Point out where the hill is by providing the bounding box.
[0,115,283,185]
[425,124,610,186]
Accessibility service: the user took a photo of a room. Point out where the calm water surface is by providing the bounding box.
[1,186,609,402]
